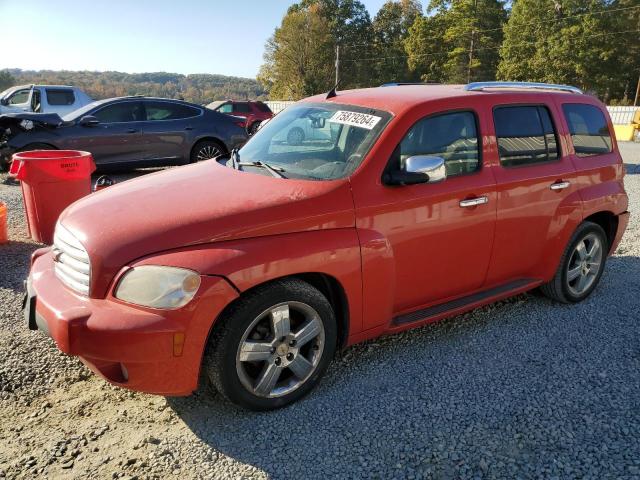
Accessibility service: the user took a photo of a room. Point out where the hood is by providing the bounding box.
[60,161,355,297]
[0,112,64,128]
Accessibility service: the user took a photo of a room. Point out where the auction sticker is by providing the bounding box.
[329,110,382,130]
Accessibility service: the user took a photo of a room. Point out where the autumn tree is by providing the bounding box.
[406,0,507,83]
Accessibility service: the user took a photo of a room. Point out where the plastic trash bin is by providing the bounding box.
[9,150,95,244]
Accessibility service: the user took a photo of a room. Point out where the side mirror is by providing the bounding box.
[0,98,7,106]
[384,155,447,186]
[79,115,100,127]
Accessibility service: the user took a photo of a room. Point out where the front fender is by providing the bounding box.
[130,229,363,335]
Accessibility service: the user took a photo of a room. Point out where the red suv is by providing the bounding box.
[206,100,273,134]
[25,82,629,410]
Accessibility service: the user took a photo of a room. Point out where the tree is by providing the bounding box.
[497,0,636,101]
[257,3,335,99]
[405,0,507,83]
[0,70,15,91]
[371,0,423,84]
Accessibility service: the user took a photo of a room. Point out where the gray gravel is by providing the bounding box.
[0,145,639,479]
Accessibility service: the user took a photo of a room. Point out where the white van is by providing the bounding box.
[0,85,93,116]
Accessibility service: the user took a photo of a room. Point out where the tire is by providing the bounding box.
[286,127,305,146]
[540,221,608,303]
[249,121,261,135]
[204,278,337,411]
[19,143,56,152]
[190,140,226,163]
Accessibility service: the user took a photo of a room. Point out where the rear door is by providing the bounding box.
[140,101,202,163]
[66,101,145,165]
[484,101,580,285]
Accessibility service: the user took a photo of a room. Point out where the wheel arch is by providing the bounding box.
[583,210,618,253]
[18,142,58,151]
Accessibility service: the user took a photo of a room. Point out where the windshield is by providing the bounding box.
[237,102,391,180]
[62,100,103,121]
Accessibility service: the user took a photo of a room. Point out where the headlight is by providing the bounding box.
[114,266,201,309]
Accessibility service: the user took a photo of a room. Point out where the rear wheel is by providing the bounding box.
[2,143,55,173]
[204,279,337,411]
[190,140,225,163]
[540,221,608,303]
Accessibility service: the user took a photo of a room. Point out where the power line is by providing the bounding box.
[341,28,640,65]
[340,4,640,50]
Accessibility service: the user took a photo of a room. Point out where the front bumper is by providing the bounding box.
[26,249,238,395]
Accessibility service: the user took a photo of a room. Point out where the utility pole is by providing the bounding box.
[634,73,640,107]
[335,44,340,86]
[468,0,478,84]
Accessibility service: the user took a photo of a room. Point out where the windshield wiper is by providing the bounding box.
[238,161,287,178]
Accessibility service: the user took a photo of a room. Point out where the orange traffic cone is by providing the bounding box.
[0,202,7,244]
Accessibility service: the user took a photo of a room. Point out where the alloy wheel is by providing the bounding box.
[235,301,325,398]
[566,232,603,296]
[197,145,221,161]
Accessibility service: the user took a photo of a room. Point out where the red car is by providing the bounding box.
[206,100,273,135]
[25,82,629,410]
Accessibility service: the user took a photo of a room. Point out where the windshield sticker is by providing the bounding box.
[329,110,382,130]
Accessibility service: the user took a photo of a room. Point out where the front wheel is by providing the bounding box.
[540,221,608,303]
[204,279,337,410]
[190,140,225,163]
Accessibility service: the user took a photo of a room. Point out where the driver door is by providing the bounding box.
[353,108,497,319]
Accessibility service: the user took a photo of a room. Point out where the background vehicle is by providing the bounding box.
[206,100,273,135]
[25,82,628,411]
[1,96,248,169]
[0,85,93,116]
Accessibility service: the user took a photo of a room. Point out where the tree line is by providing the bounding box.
[0,69,267,105]
[258,0,640,104]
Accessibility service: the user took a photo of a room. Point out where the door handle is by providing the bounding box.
[184,126,193,131]
[550,181,570,191]
[459,196,489,208]
[125,129,139,134]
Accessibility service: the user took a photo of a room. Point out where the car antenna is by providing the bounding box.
[326,80,341,99]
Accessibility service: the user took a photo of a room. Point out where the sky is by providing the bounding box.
[0,0,389,79]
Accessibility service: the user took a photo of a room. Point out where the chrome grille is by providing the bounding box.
[53,223,90,295]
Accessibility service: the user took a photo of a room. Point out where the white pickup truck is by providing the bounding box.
[0,84,93,116]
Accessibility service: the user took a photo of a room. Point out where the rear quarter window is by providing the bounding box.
[46,89,76,106]
[562,103,612,157]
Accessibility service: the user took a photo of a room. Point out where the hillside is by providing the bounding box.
[7,69,267,105]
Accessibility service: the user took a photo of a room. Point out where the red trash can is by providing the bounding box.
[9,150,95,244]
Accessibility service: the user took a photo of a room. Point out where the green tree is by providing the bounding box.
[406,0,507,83]
[497,0,637,101]
[257,3,335,99]
[0,70,15,91]
[371,0,423,84]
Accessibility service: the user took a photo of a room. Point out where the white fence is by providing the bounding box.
[265,101,296,114]
[607,106,639,125]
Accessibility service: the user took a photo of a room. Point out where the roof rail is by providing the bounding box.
[380,82,442,87]
[464,81,583,94]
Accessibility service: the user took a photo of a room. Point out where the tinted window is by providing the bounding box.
[144,101,200,121]
[217,103,232,113]
[233,103,251,113]
[94,102,144,123]
[562,104,612,157]
[255,102,272,113]
[399,111,480,177]
[46,89,75,106]
[8,89,30,105]
[494,106,558,167]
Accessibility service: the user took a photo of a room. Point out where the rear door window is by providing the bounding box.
[233,103,251,113]
[94,102,144,123]
[46,89,75,106]
[562,104,612,157]
[399,111,480,177]
[144,101,200,120]
[494,106,559,167]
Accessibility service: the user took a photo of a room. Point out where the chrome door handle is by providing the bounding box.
[459,196,489,208]
[550,181,570,191]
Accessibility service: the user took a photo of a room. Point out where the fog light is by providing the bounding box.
[120,363,129,381]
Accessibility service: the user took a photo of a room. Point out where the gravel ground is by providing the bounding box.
[0,145,639,479]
